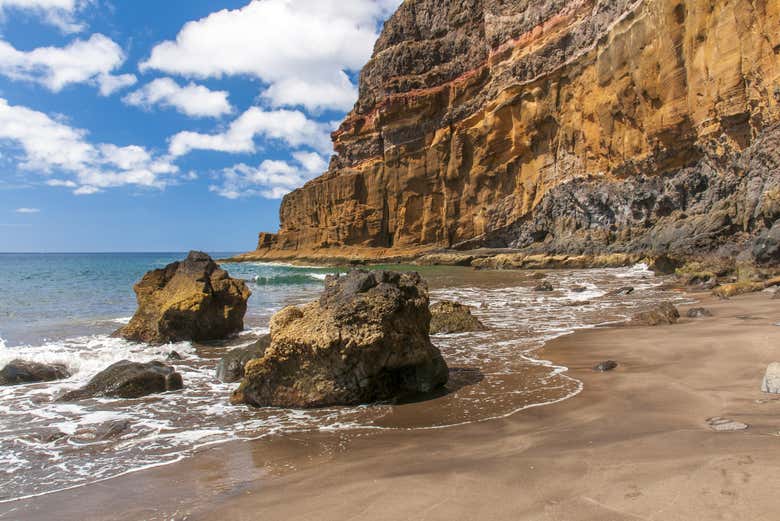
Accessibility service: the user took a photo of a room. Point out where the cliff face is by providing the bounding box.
[268,0,780,262]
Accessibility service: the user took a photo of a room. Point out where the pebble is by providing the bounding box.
[706,417,749,432]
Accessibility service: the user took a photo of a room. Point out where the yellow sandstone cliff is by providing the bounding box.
[253,0,780,265]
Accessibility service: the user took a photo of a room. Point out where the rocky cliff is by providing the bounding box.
[260,0,780,264]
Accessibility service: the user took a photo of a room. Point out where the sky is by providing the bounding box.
[0,0,400,252]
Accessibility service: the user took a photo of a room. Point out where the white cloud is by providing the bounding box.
[168,106,333,157]
[124,77,232,118]
[14,206,39,213]
[0,33,136,94]
[0,98,179,194]
[0,0,89,33]
[210,150,328,199]
[45,178,76,187]
[73,184,99,195]
[97,72,137,96]
[141,0,401,112]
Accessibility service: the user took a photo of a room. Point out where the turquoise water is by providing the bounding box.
[0,253,683,502]
[0,253,340,346]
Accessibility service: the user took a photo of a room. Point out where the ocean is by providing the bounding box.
[0,253,682,502]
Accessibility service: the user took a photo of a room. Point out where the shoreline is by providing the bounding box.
[4,290,779,520]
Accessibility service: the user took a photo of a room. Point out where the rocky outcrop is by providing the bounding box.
[215,336,270,383]
[251,0,780,265]
[59,361,183,401]
[0,360,70,386]
[115,251,251,344]
[231,270,448,408]
[429,300,487,334]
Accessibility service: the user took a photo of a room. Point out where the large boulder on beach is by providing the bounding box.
[231,270,449,408]
[631,302,680,326]
[216,336,270,383]
[761,363,780,394]
[0,360,70,386]
[115,251,251,344]
[59,360,183,401]
[429,301,487,334]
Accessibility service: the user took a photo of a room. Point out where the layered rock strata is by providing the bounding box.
[255,0,780,265]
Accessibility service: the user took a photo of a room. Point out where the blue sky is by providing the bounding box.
[0,0,399,252]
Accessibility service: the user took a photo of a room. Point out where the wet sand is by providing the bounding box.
[3,291,780,521]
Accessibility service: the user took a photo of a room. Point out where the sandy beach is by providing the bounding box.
[3,290,779,521]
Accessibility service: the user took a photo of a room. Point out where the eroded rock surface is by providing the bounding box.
[115,251,251,344]
[59,361,183,401]
[250,0,780,266]
[231,270,449,408]
[430,300,487,334]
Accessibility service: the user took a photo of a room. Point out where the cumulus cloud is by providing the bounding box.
[15,207,39,213]
[0,98,179,194]
[168,106,333,157]
[210,151,328,199]
[123,77,232,118]
[0,33,136,94]
[141,0,401,112]
[0,0,90,33]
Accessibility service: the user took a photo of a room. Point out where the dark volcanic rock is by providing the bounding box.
[231,270,448,408]
[686,307,713,318]
[631,302,680,326]
[59,361,183,401]
[216,336,271,383]
[593,361,618,372]
[115,251,251,344]
[607,286,634,296]
[429,300,487,334]
[753,221,780,265]
[0,360,70,386]
[166,351,182,361]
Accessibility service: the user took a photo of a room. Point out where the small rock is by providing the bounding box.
[216,336,271,383]
[166,351,182,361]
[607,286,634,296]
[761,362,780,394]
[570,285,588,293]
[533,281,554,292]
[480,301,489,309]
[648,255,681,275]
[593,360,618,372]
[430,300,487,334]
[773,289,780,300]
[631,302,680,326]
[58,360,183,401]
[706,417,749,432]
[686,307,713,318]
[0,360,70,386]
